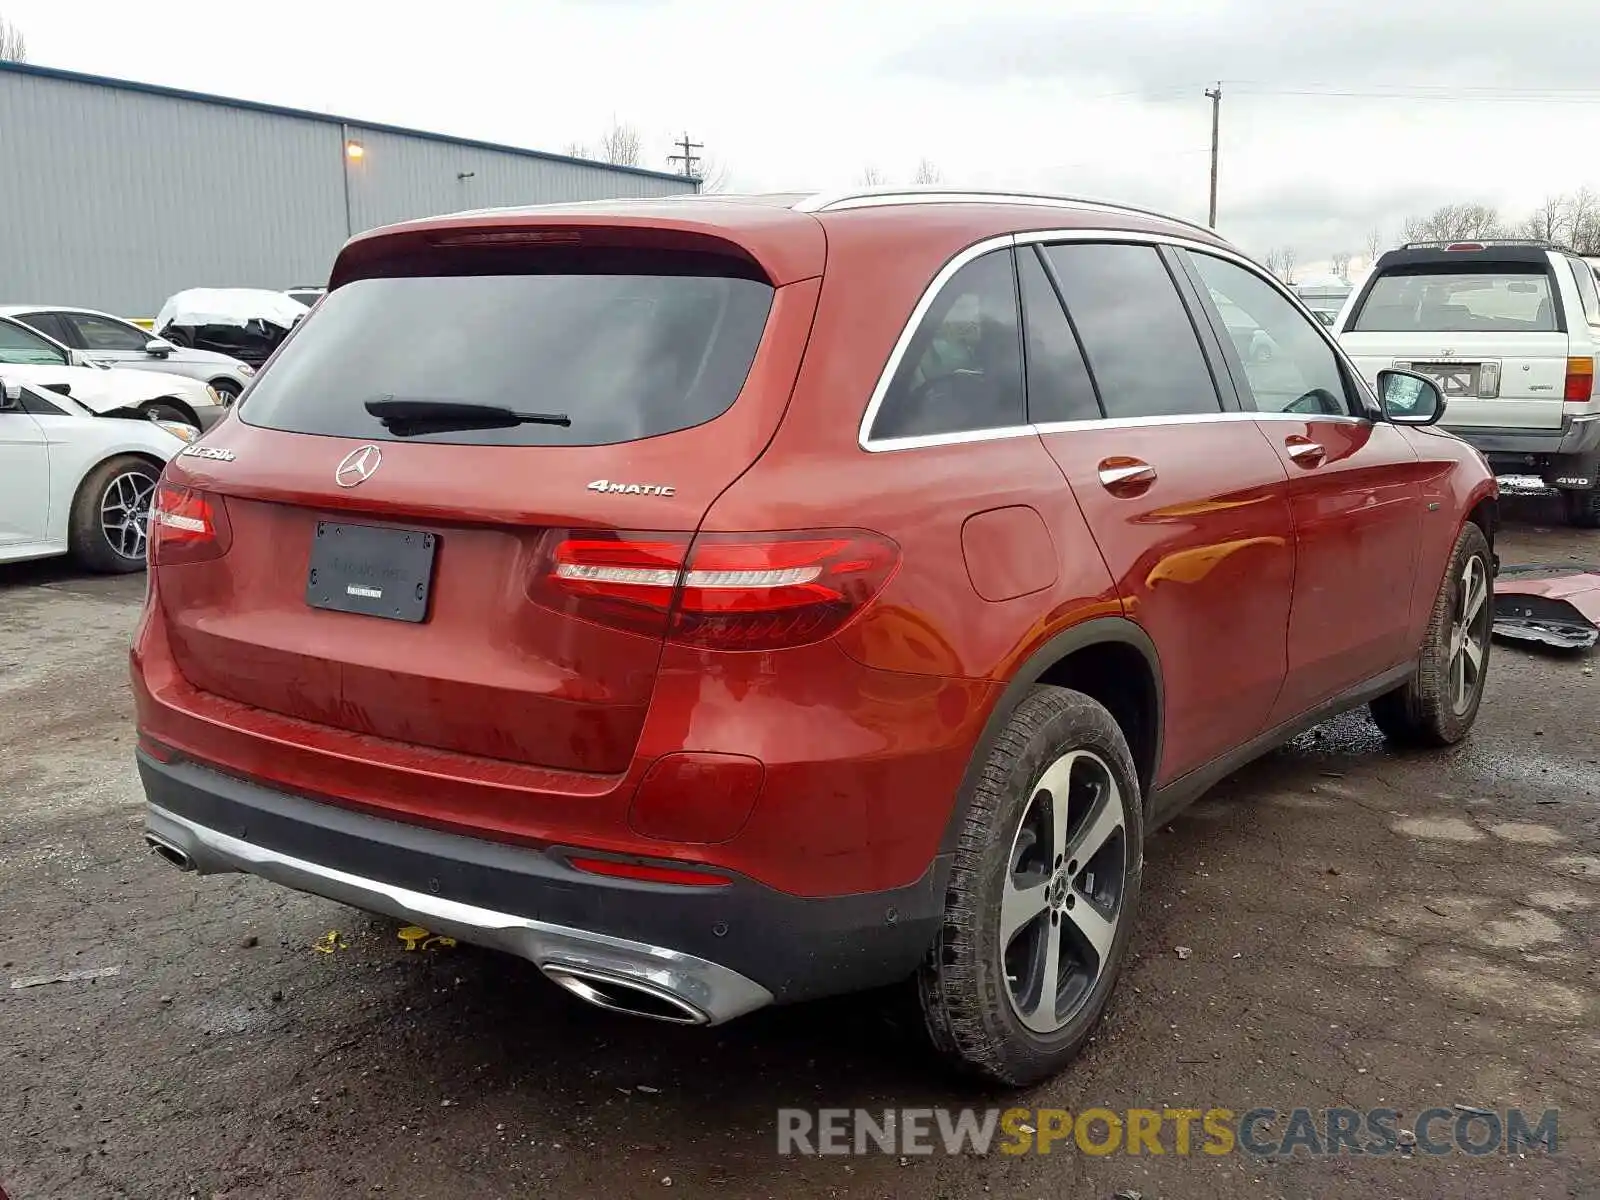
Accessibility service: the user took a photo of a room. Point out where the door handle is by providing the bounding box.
[1285,437,1326,466]
[1097,458,1157,491]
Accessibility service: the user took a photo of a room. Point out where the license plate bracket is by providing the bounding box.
[1409,361,1481,398]
[305,522,437,623]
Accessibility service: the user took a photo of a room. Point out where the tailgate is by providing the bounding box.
[1341,331,1570,430]
[152,230,822,775]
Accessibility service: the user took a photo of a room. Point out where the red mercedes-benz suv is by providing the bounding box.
[133,190,1498,1085]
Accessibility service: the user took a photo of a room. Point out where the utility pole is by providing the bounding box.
[1204,84,1222,228]
[667,132,703,183]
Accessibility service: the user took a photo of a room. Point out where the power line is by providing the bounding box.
[1228,86,1600,104]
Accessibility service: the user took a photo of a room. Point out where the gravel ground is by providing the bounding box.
[1,494,1596,1200]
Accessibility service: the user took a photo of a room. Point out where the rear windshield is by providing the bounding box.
[1350,264,1558,333]
[239,264,774,446]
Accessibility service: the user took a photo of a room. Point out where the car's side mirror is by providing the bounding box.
[0,379,20,411]
[1377,369,1446,426]
[145,337,175,358]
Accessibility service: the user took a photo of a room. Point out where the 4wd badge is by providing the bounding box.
[587,479,676,497]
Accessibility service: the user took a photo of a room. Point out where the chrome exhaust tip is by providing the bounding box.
[145,832,194,872]
[542,964,709,1025]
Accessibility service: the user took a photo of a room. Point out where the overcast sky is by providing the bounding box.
[9,0,1600,272]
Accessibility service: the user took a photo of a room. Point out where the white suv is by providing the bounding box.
[1337,240,1600,526]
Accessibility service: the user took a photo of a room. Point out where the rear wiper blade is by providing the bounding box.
[364,396,572,435]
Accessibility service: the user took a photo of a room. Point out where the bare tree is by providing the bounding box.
[1263,248,1284,278]
[1329,252,1352,282]
[1525,194,1565,243]
[1401,203,1503,243]
[561,141,590,160]
[0,12,26,61]
[860,166,886,187]
[693,154,732,194]
[1280,246,1298,285]
[598,121,642,168]
[1365,227,1383,264]
[912,158,942,185]
[1562,188,1600,254]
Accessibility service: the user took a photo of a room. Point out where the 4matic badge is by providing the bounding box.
[587,479,676,497]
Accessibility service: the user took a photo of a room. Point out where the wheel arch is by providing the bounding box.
[140,396,199,426]
[938,617,1165,858]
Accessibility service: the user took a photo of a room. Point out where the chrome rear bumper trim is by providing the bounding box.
[145,803,774,1025]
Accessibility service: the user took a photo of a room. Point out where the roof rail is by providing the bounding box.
[1401,237,1574,253]
[792,187,1221,238]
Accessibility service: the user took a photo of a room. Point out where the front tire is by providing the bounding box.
[69,455,161,574]
[1370,522,1492,746]
[140,399,193,426]
[917,686,1143,1087]
[1561,488,1600,529]
[210,379,241,406]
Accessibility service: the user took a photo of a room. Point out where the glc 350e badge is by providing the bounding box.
[179,445,236,462]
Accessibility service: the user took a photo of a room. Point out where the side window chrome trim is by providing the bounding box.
[1030,411,1369,435]
[861,227,1385,452]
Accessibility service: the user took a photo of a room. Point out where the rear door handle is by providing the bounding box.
[1285,437,1326,466]
[1097,458,1157,491]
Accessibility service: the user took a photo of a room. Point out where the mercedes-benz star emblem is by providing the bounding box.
[335,445,382,488]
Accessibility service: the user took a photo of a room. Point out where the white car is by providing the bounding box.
[1338,239,1600,527]
[0,315,225,430]
[0,304,256,405]
[0,372,198,572]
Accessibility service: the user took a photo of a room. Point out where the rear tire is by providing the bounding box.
[69,455,161,574]
[210,379,241,406]
[917,686,1143,1087]
[1561,488,1600,529]
[1370,522,1492,746]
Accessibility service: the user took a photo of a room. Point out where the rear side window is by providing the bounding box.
[0,320,67,366]
[1350,265,1557,333]
[240,261,775,446]
[871,249,1024,441]
[1567,258,1600,326]
[1043,243,1222,419]
[1018,247,1101,423]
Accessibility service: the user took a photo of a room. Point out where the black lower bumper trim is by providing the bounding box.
[136,752,947,1004]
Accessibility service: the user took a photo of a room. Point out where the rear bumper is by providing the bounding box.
[1458,416,1600,457]
[1455,417,1600,486]
[137,752,947,1017]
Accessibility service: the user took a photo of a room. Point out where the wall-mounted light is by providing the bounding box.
[345,140,365,161]
[457,170,476,181]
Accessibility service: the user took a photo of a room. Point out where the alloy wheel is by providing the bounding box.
[100,470,155,561]
[1448,553,1490,715]
[1001,749,1127,1035]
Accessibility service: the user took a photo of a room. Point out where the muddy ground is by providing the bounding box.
[1,494,1596,1200]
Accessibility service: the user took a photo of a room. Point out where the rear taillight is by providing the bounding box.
[533,529,900,651]
[150,481,232,565]
[1564,357,1595,403]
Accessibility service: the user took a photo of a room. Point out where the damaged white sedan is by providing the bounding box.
[0,373,198,572]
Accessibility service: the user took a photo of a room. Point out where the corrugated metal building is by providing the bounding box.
[0,61,697,317]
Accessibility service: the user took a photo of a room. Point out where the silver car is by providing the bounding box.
[0,304,256,405]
